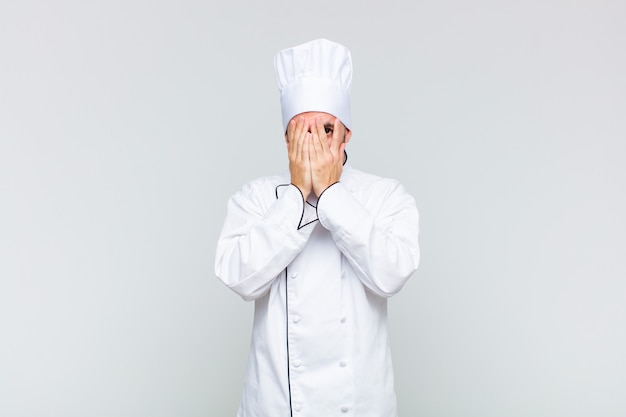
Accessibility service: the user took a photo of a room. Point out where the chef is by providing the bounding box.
[215,38,420,417]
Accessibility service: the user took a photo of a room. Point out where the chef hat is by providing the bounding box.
[274,38,352,132]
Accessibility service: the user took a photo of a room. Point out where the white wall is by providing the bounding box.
[1,0,624,416]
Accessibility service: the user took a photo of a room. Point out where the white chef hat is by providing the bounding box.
[274,38,352,132]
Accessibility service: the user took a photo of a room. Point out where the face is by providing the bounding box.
[285,111,352,145]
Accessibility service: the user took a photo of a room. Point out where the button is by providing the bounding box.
[341,406,349,412]
[290,271,298,279]
[340,360,347,367]
[293,315,300,323]
[294,403,302,412]
[293,360,302,367]
[340,317,347,323]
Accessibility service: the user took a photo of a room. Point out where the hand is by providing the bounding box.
[310,118,346,197]
[287,117,313,199]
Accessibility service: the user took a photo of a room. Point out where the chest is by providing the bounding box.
[286,223,345,310]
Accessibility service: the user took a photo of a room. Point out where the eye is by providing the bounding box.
[324,126,333,134]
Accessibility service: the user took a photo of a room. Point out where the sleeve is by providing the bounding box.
[316,180,420,298]
[214,182,316,301]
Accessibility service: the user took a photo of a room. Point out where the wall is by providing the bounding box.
[1,0,625,416]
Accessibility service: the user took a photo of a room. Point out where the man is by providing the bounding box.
[215,39,420,417]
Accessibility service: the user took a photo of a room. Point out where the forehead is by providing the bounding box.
[291,111,336,124]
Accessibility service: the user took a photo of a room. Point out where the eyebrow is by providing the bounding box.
[323,123,334,130]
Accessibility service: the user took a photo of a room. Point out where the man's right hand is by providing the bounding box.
[287,117,312,200]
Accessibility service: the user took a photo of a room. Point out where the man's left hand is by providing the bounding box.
[310,118,346,197]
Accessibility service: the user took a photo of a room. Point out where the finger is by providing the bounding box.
[311,119,321,158]
[291,120,304,162]
[297,118,310,159]
[300,118,311,162]
[303,132,311,166]
[287,119,297,158]
[293,117,304,142]
[314,118,329,154]
[287,118,296,142]
[339,141,346,161]
[331,118,343,154]
[298,118,310,143]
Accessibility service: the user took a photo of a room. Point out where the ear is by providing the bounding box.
[344,129,352,144]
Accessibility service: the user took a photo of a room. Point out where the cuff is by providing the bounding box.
[275,183,318,230]
[316,182,369,239]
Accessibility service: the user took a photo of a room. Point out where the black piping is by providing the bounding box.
[285,267,293,417]
[274,151,349,415]
[275,183,318,230]
[315,181,340,221]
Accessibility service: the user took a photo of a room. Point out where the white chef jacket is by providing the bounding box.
[215,164,420,417]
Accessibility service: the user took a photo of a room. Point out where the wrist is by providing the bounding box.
[314,180,339,197]
[317,181,340,200]
[291,182,310,200]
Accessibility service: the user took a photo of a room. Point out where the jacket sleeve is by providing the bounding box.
[316,180,420,298]
[215,182,315,301]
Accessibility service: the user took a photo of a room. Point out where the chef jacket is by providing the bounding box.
[215,164,420,417]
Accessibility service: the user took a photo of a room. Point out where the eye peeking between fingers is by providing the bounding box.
[324,123,334,135]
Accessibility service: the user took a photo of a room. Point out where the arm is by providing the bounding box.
[214,182,315,301]
[216,117,319,301]
[316,180,420,298]
[307,116,419,297]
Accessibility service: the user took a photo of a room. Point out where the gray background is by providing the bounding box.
[1,0,625,416]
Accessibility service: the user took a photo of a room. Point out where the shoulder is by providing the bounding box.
[342,165,417,212]
[234,171,291,200]
[342,165,405,194]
